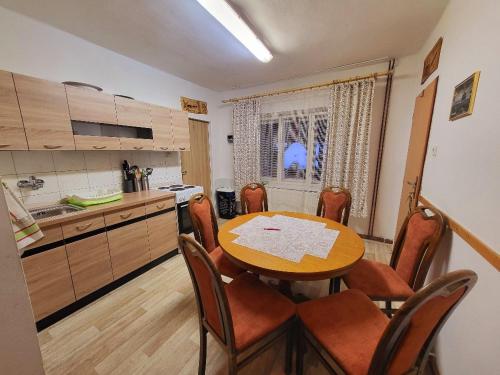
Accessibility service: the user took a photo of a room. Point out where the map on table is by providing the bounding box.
[230,214,340,262]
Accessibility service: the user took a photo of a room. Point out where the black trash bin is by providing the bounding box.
[216,187,236,219]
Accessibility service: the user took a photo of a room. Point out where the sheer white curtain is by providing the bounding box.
[322,78,375,217]
[232,99,261,195]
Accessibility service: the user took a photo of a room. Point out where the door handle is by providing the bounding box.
[181,170,187,176]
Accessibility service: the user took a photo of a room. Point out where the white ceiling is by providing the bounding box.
[0,0,448,91]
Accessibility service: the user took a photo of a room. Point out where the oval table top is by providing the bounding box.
[218,211,365,281]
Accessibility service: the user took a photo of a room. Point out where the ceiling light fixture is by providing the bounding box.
[196,0,273,63]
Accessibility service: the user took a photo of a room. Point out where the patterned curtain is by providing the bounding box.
[232,99,261,195]
[322,78,375,217]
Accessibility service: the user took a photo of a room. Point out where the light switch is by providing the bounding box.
[431,145,438,158]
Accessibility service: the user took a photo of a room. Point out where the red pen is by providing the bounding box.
[263,227,281,231]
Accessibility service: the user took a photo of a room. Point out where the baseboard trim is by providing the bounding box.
[359,233,394,244]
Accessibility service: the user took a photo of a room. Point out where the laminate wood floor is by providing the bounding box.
[38,240,392,375]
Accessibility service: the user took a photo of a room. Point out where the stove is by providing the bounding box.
[155,184,204,234]
[156,184,203,204]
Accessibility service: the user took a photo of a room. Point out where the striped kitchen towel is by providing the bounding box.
[1,181,44,255]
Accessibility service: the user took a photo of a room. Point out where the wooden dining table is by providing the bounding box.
[218,211,365,296]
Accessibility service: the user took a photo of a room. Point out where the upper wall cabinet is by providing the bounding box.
[0,70,28,150]
[171,109,190,151]
[151,104,173,151]
[14,74,75,150]
[114,96,152,128]
[65,85,118,125]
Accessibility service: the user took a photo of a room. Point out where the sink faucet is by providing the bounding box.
[17,176,45,190]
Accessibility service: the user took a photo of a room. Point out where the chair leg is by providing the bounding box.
[285,324,293,375]
[385,300,392,318]
[227,354,238,375]
[198,326,207,375]
[329,277,341,294]
[296,322,304,375]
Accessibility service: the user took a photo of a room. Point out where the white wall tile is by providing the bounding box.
[60,187,91,199]
[52,151,85,172]
[150,152,168,167]
[57,171,89,193]
[19,173,59,197]
[87,170,114,189]
[0,152,16,176]
[22,192,61,207]
[129,151,151,169]
[108,151,124,170]
[84,151,111,170]
[12,151,55,174]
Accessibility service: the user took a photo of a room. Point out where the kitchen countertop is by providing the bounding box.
[36,191,176,227]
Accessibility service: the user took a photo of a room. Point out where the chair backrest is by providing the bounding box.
[368,269,477,375]
[240,182,268,214]
[189,193,219,252]
[390,206,445,290]
[316,187,351,226]
[178,234,236,348]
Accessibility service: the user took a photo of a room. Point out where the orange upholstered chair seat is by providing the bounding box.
[298,289,389,375]
[209,246,245,279]
[343,259,415,300]
[226,273,296,351]
[243,188,265,213]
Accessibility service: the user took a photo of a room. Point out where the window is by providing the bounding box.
[260,109,328,188]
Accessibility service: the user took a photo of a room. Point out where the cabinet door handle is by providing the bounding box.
[0,144,11,148]
[179,147,186,150]
[76,223,92,231]
[160,147,169,150]
[133,146,144,150]
[93,145,107,150]
[156,203,165,210]
[43,145,62,149]
[120,212,133,220]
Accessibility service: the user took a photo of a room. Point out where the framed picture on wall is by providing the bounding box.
[449,71,480,121]
[421,37,443,84]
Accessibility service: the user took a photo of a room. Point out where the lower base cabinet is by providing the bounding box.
[107,220,151,279]
[147,211,178,260]
[21,246,76,321]
[65,233,114,299]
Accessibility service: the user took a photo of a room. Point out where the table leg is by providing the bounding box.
[278,280,293,298]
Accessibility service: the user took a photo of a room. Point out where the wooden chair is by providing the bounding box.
[178,234,296,375]
[316,186,352,294]
[189,193,244,279]
[240,183,268,214]
[342,206,445,315]
[296,269,477,375]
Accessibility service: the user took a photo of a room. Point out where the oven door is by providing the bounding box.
[177,202,193,234]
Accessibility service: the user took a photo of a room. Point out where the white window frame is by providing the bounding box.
[260,108,328,192]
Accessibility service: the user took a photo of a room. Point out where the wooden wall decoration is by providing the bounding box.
[421,37,443,84]
[180,96,208,115]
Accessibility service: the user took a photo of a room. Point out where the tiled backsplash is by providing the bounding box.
[0,151,182,206]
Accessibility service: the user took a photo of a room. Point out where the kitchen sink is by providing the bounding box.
[29,204,84,220]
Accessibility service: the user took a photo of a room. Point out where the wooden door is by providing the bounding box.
[395,78,438,235]
[181,119,212,196]
[14,73,75,150]
[0,70,28,150]
[114,96,152,128]
[171,109,190,150]
[147,211,178,260]
[151,105,174,151]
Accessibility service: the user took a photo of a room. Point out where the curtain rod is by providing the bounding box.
[222,70,393,103]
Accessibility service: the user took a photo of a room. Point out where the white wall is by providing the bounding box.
[0,6,221,201]
[414,0,500,373]
[214,59,420,236]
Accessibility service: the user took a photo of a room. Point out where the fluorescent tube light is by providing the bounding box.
[196,0,273,63]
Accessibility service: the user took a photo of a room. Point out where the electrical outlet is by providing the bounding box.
[431,145,438,158]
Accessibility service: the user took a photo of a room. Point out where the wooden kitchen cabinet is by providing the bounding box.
[74,135,122,151]
[22,246,76,321]
[119,137,154,151]
[151,104,174,151]
[114,96,152,128]
[147,211,178,260]
[0,70,28,150]
[106,220,151,279]
[66,233,114,299]
[65,85,118,124]
[171,109,190,151]
[14,73,75,150]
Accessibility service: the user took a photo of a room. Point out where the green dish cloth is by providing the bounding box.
[66,193,123,207]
